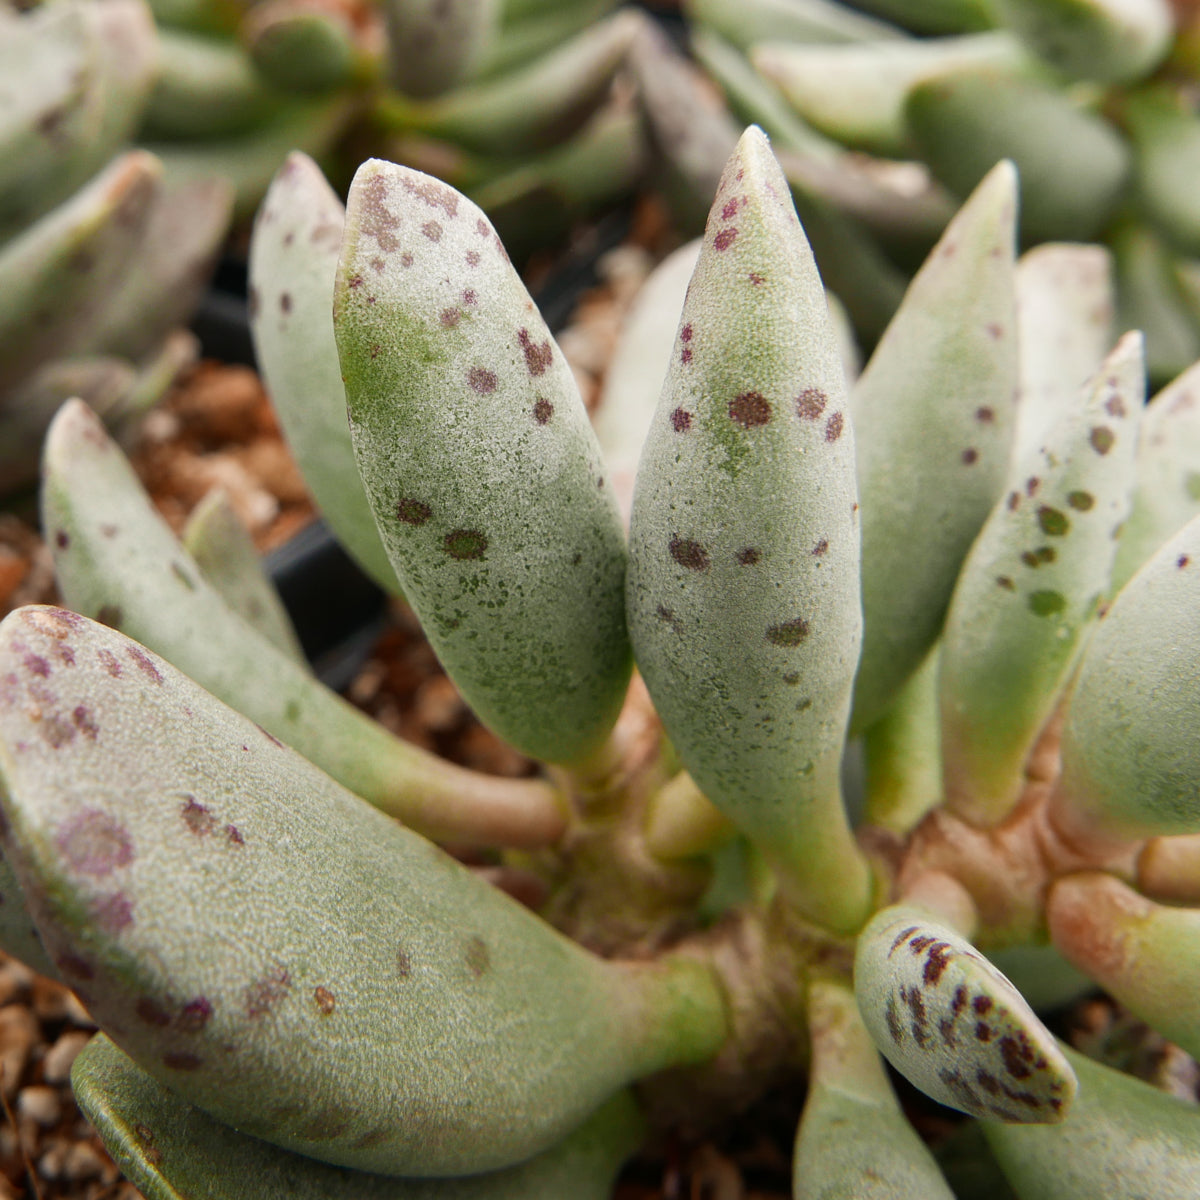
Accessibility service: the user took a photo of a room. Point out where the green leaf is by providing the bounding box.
[181,490,305,664]
[382,0,500,98]
[627,127,871,934]
[1123,88,1200,258]
[939,332,1143,826]
[334,158,631,766]
[905,69,1130,243]
[991,0,1172,83]
[74,1034,646,1199]
[683,0,905,52]
[982,1044,1200,1199]
[1052,511,1200,845]
[1048,872,1200,1060]
[1013,243,1114,464]
[793,979,955,1198]
[854,905,1076,1123]
[0,848,60,981]
[0,606,726,1175]
[851,161,1018,733]
[43,399,567,850]
[249,153,400,594]
[839,0,995,35]
[244,4,365,95]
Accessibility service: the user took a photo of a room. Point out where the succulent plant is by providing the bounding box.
[0,0,233,498]
[682,0,1200,383]
[4,124,1200,1197]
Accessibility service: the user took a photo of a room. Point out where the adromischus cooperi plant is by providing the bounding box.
[0,126,1199,1198]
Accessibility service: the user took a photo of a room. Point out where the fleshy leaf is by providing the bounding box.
[982,1044,1200,1199]
[0,849,59,980]
[991,0,1172,83]
[794,979,955,1198]
[383,0,500,98]
[0,606,726,1176]
[1048,872,1200,1060]
[245,1,366,95]
[851,161,1018,733]
[753,33,1027,159]
[939,333,1143,826]
[1112,359,1200,590]
[839,0,994,34]
[181,489,305,664]
[75,1034,646,1200]
[477,0,622,79]
[249,153,399,593]
[334,158,631,766]
[1137,832,1200,905]
[626,127,871,934]
[1013,243,1114,463]
[905,68,1130,243]
[682,0,904,51]
[1123,88,1200,256]
[1051,511,1200,845]
[854,905,1076,1123]
[43,399,567,850]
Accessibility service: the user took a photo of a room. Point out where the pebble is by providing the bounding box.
[41,1030,92,1085]
[17,1085,61,1127]
[0,1005,39,1096]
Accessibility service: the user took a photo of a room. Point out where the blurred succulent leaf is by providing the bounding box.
[108,329,200,429]
[1112,358,1200,590]
[143,0,241,36]
[851,161,1018,734]
[1052,510,1200,845]
[249,153,399,594]
[643,772,736,862]
[0,606,725,1176]
[1048,872,1200,1059]
[854,905,1076,1122]
[1014,243,1115,462]
[244,0,372,94]
[383,0,500,99]
[1122,87,1200,256]
[841,0,995,34]
[682,0,905,51]
[0,849,60,981]
[0,150,160,395]
[335,158,631,767]
[753,32,1029,159]
[992,0,1172,82]
[905,68,1130,243]
[1136,832,1200,905]
[984,942,1094,1014]
[377,12,641,156]
[182,490,306,664]
[939,333,1143,827]
[794,978,955,1198]
[75,1034,646,1200]
[627,127,872,934]
[43,400,567,849]
[477,0,621,79]
[982,1043,1200,1199]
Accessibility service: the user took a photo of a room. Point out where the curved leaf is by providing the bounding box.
[382,0,500,99]
[683,0,904,51]
[0,606,726,1176]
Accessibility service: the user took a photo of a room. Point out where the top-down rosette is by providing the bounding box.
[2,120,1200,1199]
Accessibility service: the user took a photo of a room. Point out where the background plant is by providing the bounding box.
[0,125,1199,1198]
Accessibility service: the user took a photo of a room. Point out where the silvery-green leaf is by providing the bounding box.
[905,69,1130,244]
[0,151,160,393]
[75,1034,645,1200]
[794,979,955,1198]
[334,158,630,767]
[683,0,905,51]
[1014,243,1114,463]
[982,1044,1200,1199]
[991,0,1172,83]
[43,399,567,850]
[855,905,1076,1123]
[753,33,1028,159]
[249,153,399,594]
[1123,88,1200,256]
[851,161,1018,734]
[478,0,621,80]
[840,0,995,34]
[1048,872,1200,1059]
[627,127,871,934]
[939,333,1143,827]
[1052,511,1200,845]
[383,0,500,98]
[0,849,59,980]
[181,490,305,665]
[595,239,701,525]
[0,606,726,1176]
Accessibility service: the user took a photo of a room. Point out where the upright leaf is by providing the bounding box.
[627,126,871,934]
[382,0,500,98]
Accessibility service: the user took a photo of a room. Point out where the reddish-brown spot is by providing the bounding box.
[465,250,481,268]
[713,228,738,251]
[1007,492,1020,512]
[439,308,460,328]
[517,328,553,376]
[245,968,290,1019]
[796,389,827,421]
[885,996,903,1043]
[181,796,216,837]
[359,175,401,252]
[400,253,413,268]
[680,324,693,343]
[24,654,50,678]
[127,646,162,684]
[227,824,244,845]
[397,947,412,978]
[902,985,930,1047]
[443,530,487,561]
[1000,1032,1036,1079]
[397,499,432,526]
[962,448,979,465]
[421,220,442,242]
[465,936,490,977]
[721,199,740,220]
[1105,393,1126,418]
[57,810,133,877]
[179,998,212,1033]
[766,618,809,647]
[729,391,771,428]
[92,892,134,933]
[669,536,710,571]
[952,985,969,1016]
[280,293,292,315]
[354,1128,391,1151]
[1026,477,1040,496]
[824,413,844,442]
[749,272,765,285]
[923,942,954,986]
[370,345,381,359]
[162,1053,203,1072]
[975,1022,993,1042]
[54,531,69,550]
[986,323,1004,340]
[670,408,692,433]
[736,548,760,566]
[403,175,459,218]
[314,986,336,1015]
[973,995,993,1015]
[370,257,384,273]
[462,290,477,308]
[889,926,920,956]
[975,407,995,423]
[476,218,489,237]
[1090,426,1115,455]
[1179,555,1191,569]
[997,575,1015,590]
[681,346,693,365]
[136,998,171,1027]
[467,367,497,394]
[533,399,553,425]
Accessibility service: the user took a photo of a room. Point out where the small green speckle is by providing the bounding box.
[285,699,301,721]
[1066,491,1095,512]
[1028,590,1067,617]
[443,529,488,560]
[1037,506,1070,537]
